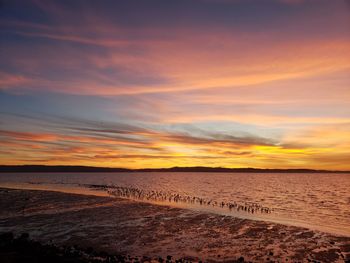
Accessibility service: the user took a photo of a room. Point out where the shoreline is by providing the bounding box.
[1,183,349,237]
[0,187,349,262]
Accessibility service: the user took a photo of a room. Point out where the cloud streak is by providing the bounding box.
[0,0,349,169]
[0,113,349,169]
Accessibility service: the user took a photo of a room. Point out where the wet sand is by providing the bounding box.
[0,188,349,262]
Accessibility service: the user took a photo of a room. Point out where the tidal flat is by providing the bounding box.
[0,188,349,262]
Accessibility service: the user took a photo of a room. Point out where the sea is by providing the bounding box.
[0,172,349,236]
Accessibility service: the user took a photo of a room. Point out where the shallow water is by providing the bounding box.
[0,172,349,236]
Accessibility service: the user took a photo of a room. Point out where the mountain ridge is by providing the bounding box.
[0,165,349,173]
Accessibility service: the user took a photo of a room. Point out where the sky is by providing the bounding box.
[0,0,349,170]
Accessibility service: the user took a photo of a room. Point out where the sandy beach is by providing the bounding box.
[0,188,349,262]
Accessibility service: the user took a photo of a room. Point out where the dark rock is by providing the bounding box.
[0,232,13,243]
[19,233,29,240]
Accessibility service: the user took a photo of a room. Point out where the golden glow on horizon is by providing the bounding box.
[1,122,350,170]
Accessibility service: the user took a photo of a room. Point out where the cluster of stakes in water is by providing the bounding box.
[88,184,273,214]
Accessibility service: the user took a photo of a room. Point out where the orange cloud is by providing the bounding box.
[1,119,349,170]
[1,0,349,170]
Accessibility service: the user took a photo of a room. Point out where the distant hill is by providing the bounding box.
[0,165,348,173]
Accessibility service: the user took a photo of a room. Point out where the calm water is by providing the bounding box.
[0,172,349,236]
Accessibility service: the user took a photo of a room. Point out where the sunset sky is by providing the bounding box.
[0,0,349,170]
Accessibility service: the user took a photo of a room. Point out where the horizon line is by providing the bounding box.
[0,164,349,173]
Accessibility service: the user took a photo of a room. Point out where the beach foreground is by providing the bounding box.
[0,188,349,262]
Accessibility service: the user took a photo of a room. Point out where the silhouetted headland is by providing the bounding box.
[0,165,348,173]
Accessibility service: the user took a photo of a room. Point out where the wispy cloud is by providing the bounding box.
[1,0,349,169]
[0,112,349,169]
